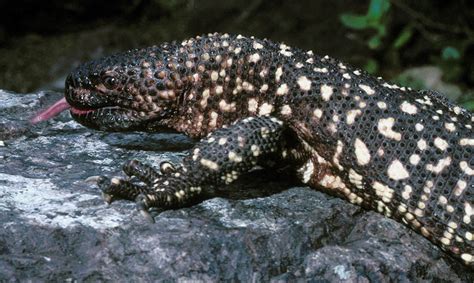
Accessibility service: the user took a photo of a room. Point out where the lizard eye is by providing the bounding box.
[103,76,118,89]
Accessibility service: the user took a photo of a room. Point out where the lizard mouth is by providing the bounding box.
[31,72,177,132]
[30,83,138,130]
[70,104,150,131]
[70,107,97,115]
[31,92,171,132]
[31,96,152,131]
[30,90,122,123]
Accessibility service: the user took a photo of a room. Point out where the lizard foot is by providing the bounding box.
[97,159,200,222]
[98,159,177,204]
[97,175,148,204]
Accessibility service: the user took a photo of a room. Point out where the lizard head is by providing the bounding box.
[65,46,188,132]
[34,45,188,132]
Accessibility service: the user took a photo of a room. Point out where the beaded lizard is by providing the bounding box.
[33,33,473,267]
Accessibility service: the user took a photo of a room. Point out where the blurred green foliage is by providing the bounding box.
[340,0,390,50]
[392,26,413,49]
[340,0,473,110]
[441,46,461,60]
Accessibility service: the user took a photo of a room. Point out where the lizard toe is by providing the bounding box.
[136,194,155,223]
[159,161,177,175]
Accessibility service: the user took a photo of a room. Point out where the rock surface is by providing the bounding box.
[0,90,472,281]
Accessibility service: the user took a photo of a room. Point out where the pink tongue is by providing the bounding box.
[30,98,71,124]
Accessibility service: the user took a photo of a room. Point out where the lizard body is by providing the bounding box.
[35,33,473,267]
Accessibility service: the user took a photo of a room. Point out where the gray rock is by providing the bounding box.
[0,90,472,281]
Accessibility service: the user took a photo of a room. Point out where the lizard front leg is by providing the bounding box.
[98,116,288,220]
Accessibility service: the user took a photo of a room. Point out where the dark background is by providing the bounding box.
[0,0,473,109]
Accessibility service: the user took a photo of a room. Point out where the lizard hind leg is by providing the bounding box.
[295,153,357,203]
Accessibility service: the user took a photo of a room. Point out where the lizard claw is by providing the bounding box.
[101,192,114,205]
[159,161,176,175]
[96,176,118,204]
[136,194,155,223]
[85,175,102,184]
[97,175,140,204]
[139,209,155,223]
[86,175,114,204]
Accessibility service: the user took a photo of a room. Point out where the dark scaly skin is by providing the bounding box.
[65,33,473,267]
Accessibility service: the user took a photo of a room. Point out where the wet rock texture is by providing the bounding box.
[0,90,472,281]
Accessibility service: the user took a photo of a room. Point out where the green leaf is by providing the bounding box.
[364,59,378,74]
[368,36,381,49]
[393,26,413,49]
[340,14,369,30]
[157,0,181,10]
[442,46,461,60]
[367,0,391,21]
[376,25,386,36]
[394,74,425,90]
[462,101,474,111]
